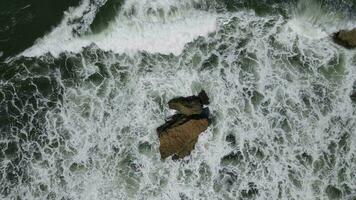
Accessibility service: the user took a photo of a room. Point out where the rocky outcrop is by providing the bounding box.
[157,90,210,159]
[168,90,210,115]
[333,28,356,48]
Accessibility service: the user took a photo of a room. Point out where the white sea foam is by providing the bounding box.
[23,10,354,199]
[287,19,328,39]
[287,0,356,39]
[21,0,217,57]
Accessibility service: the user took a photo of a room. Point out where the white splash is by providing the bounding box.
[287,0,356,39]
[287,19,327,39]
[21,0,217,57]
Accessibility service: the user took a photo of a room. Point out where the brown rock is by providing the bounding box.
[333,28,356,48]
[158,118,209,159]
[168,90,210,115]
[157,114,189,137]
[157,90,211,160]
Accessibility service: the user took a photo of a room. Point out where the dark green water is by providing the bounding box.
[0,0,80,61]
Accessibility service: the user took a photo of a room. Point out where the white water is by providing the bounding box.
[5,0,356,199]
[288,0,356,39]
[21,0,217,57]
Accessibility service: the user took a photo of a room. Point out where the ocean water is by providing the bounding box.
[0,0,356,199]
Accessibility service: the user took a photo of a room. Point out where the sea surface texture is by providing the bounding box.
[0,0,355,199]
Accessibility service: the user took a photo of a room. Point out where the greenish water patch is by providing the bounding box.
[90,0,125,33]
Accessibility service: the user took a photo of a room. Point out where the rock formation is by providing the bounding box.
[333,28,356,48]
[157,90,210,159]
[168,90,210,115]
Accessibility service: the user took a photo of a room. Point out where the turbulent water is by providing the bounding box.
[1,0,356,199]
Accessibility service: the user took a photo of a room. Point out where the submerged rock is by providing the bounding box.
[351,91,356,101]
[351,82,356,101]
[333,28,356,48]
[157,90,210,159]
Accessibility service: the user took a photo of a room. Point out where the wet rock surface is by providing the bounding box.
[157,90,210,159]
[168,90,210,115]
[333,28,356,48]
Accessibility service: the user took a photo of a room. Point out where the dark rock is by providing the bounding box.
[333,28,356,48]
[351,81,356,101]
[351,91,356,101]
[198,90,210,105]
[225,134,236,145]
[157,90,211,159]
[168,90,210,115]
